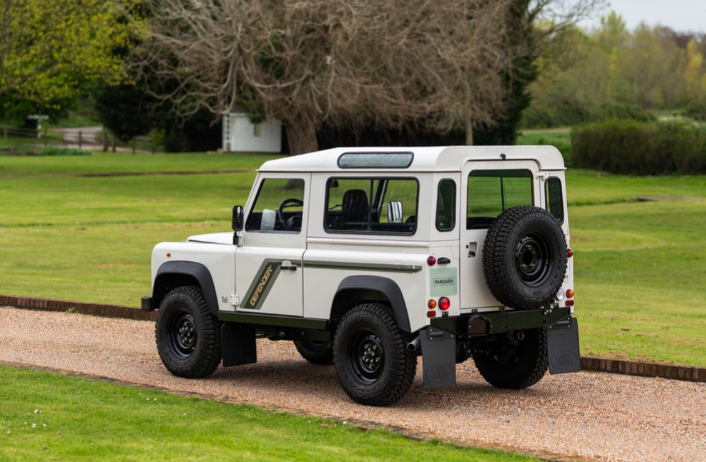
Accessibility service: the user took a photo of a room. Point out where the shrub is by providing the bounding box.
[684,102,706,122]
[594,102,654,123]
[522,100,655,129]
[37,147,91,156]
[572,120,706,175]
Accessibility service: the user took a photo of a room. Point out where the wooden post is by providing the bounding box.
[78,130,83,150]
[103,132,108,152]
[111,134,116,153]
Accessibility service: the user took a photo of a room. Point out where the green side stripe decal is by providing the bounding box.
[242,259,300,310]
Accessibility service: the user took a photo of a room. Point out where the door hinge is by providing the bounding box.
[229,294,239,306]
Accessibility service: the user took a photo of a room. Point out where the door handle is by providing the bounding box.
[280,261,297,271]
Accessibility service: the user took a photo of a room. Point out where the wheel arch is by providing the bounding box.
[153,261,219,315]
[330,276,411,333]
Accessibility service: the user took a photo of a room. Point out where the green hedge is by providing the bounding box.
[522,101,654,129]
[38,147,91,156]
[572,120,706,175]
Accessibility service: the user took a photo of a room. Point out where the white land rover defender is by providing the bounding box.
[143,146,581,406]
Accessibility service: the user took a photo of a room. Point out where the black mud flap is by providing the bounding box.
[221,323,257,367]
[420,327,456,388]
[547,317,581,374]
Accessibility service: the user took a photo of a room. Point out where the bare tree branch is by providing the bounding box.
[136,0,517,153]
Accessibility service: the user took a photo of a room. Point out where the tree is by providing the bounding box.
[0,0,142,105]
[684,40,705,101]
[475,0,607,144]
[618,25,686,108]
[136,0,517,154]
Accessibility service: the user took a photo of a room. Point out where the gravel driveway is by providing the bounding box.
[1,306,704,462]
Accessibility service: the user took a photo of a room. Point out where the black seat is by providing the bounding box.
[328,189,369,230]
[342,189,369,221]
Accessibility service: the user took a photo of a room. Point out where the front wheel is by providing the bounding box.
[472,328,548,389]
[334,303,417,406]
[155,286,222,378]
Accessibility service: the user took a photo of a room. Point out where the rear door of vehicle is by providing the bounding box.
[460,160,541,310]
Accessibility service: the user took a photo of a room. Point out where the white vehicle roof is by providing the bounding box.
[258,145,565,173]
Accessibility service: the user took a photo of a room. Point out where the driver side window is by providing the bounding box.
[246,178,305,233]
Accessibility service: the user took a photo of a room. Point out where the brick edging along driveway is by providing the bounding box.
[3,294,704,383]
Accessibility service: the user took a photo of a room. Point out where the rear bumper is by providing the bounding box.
[430,306,573,338]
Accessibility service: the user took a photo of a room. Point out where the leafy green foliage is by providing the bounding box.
[0,366,537,462]
[684,101,706,121]
[572,120,706,174]
[525,14,706,129]
[93,82,222,151]
[0,0,143,105]
[93,84,154,142]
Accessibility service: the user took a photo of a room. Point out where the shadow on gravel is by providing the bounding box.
[198,357,554,409]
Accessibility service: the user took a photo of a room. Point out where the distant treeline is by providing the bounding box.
[524,12,706,127]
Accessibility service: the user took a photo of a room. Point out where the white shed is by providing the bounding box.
[222,107,282,153]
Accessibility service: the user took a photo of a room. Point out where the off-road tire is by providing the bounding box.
[156,286,222,378]
[334,303,417,406]
[294,340,334,365]
[456,344,472,364]
[472,328,548,389]
[483,206,567,310]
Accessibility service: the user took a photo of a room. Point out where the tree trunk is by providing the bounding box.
[283,120,318,189]
[465,116,474,146]
[285,120,318,156]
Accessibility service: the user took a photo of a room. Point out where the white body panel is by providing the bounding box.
[151,242,235,313]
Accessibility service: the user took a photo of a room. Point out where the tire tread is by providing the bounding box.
[155,286,222,378]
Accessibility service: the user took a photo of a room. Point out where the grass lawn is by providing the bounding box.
[0,149,281,176]
[1,151,705,366]
[0,365,537,462]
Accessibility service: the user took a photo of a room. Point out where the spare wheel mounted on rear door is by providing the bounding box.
[482,206,567,310]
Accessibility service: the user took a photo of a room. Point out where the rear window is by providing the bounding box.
[436,179,456,231]
[467,169,533,229]
[325,177,418,235]
[545,177,564,224]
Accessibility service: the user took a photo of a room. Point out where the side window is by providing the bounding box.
[436,179,456,231]
[246,178,305,233]
[545,177,564,224]
[325,178,418,234]
[467,169,532,229]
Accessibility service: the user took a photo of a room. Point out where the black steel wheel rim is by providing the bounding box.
[168,308,197,359]
[491,344,520,365]
[514,233,552,286]
[348,330,385,384]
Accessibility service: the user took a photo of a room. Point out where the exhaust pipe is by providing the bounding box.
[407,336,421,352]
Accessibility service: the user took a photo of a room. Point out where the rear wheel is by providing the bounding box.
[472,328,548,389]
[156,286,222,378]
[294,340,334,365]
[334,303,416,406]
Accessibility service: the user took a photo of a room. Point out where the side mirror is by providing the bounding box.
[232,205,244,231]
[387,201,403,223]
